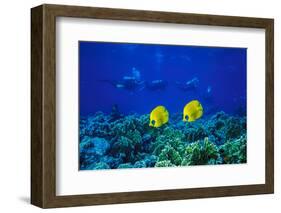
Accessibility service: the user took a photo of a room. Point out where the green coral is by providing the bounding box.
[181,137,219,166]
[111,129,142,162]
[150,127,185,156]
[155,160,175,167]
[219,134,247,164]
[110,121,143,161]
[158,144,182,166]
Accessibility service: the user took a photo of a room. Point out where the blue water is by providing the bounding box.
[79,41,246,117]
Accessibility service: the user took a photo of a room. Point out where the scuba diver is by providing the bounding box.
[98,76,145,92]
[176,77,199,92]
[145,80,168,91]
[98,67,145,92]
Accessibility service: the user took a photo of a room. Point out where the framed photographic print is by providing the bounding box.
[31,4,274,208]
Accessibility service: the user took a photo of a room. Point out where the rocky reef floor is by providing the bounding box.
[79,111,246,170]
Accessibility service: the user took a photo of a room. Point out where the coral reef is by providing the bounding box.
[155,160,175,167]
[79,111,247,170]
[181,137,219,166]
[219,134,247,164]
[158,143,182,166]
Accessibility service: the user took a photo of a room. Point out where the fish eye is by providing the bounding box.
[151,120,156,126]
[185,115,189,120]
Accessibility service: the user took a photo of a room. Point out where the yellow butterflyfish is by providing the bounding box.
[183,100,203,122]
[149,106,169,128]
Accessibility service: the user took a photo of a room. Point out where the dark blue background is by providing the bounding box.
[79,41,246,116]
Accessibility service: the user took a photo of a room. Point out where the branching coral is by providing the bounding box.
[219,134,247,164]
[157,144,182,166]
[111,136,135,162]
[205,111,246,145]
[79,136,110,170]
[183,123,208,142]
[150,127,185,156]
[83,112,111,138]
[134,153,157,168]
[155,160,175,167]
[181,137,219,166]
[224,117,246,140]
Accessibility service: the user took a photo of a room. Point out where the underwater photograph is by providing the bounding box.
[79,41,247,170]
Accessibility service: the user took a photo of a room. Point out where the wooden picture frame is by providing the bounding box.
[31,4,274,208]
